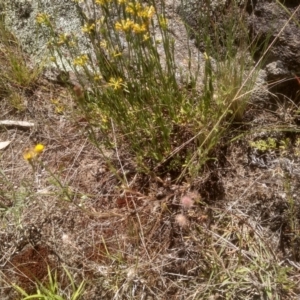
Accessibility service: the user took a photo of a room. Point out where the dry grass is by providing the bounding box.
[1,80,300,299]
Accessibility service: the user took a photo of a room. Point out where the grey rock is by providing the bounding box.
[2,0,91,74]
[247,1,300,103]
[1,0,206,86]
[265,61,290,80]
[250,69,270,104]
[248,1,300,72]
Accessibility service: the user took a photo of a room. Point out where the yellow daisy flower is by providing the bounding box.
[23,151,34,161]
[34,144,45,154]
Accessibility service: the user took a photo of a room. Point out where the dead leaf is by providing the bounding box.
[0,141,11,150]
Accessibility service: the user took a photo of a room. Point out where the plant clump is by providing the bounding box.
[35,0,254,178]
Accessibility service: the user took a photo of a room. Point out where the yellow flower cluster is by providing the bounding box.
[115,2,155,34]
[125,2,155,18]
[57,33,69,46]
[125,2,142,14]
[73,54,88,66]
[132,23,147,33]
[139,5,155,19]
[115,19,134,32]
[115,19,147,33]
[36,13,50,26]
[23,144,45,161]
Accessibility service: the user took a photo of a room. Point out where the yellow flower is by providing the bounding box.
[69,41,76,48]
[82,22,95,34]
[34,144,45,154]
[94,73,103,81]
[112,49,122,57]
[159,15,168,30]
[100,40,108,49]
[55,106,64,114]
[132,23,147,33]
[108,77,123,90]
[36,13,50,26]
[23,150,34,161]
[118,0,127,3]
[138,5,155,18]
[57,33,69,46]
[126,2,142,15]
[143,33,150,41]
[73,54,88,66]
[146,5,155,18]
[115,19,134,32]
[23,144,45,161]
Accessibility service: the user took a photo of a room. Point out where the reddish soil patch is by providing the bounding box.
[4,244,58,295]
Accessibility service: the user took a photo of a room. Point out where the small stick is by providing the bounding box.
[0,120,35,128]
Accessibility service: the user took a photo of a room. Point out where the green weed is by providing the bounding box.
[13,266,85,300]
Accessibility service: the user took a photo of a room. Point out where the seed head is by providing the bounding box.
[175,214,189,228]
[181,195,194,209]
